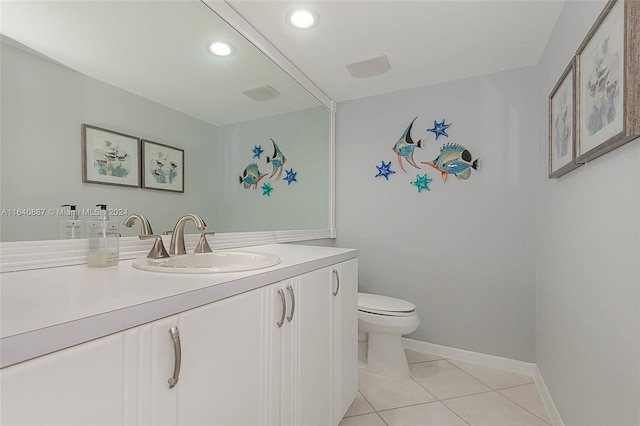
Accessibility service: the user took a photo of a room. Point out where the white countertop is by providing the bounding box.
[0,244,357,368]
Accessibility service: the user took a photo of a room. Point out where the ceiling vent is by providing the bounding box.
[242,85,280,101]
[345,54,391,78]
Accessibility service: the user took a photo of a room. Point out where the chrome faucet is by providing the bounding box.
[169,214,207,255]
[123,213,169,259]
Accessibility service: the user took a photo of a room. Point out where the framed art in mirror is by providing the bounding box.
[141,139,185,192]
[82,124,141,188]
[576,0,640,163]
[549,57,581,178]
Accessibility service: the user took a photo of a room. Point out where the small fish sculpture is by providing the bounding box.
[239,163,267,189]
[392,117,422,173]
[267,139,287,179]
[422,143,479,181]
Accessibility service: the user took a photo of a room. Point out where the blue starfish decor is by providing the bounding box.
[252,145,264,159]
[375,160,396,180]
[283,168,297,185]
[410,174,433,193]
[426,119,451,140]
[261,182,273,196]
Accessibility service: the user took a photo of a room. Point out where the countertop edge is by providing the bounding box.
[0,248,358,368]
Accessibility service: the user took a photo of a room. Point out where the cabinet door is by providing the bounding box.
[0,331,136,426]
[146,289,272,426]
[331,259,359,423]
[280,268,332,426]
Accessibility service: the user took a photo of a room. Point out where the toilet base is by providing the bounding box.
[359,333,410,378]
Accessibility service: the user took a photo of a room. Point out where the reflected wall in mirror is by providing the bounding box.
[0,1,331,242]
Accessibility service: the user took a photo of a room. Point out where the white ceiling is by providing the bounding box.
[227,0,565,103]
[1,1,565,124]
[0,0,322,126]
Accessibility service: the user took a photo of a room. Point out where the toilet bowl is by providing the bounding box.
[358,293,419,378]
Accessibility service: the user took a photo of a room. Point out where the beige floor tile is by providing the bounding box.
[379,401,469,426]
[344,391,375,418]
[499,383,552,424]
[339,412,386,426]
[443,392,549,426]
[447,359,534,390]
[358,370,436,411]
[410,360,491,400]
[405,349,444,364]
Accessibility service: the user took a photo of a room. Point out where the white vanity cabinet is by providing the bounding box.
[143,289,269,426]
[270,268,333,426]
[0,332,137,425]
[331,259,359,424]
[0,253,358,426]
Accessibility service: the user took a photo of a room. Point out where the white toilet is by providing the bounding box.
[358,292,419,378]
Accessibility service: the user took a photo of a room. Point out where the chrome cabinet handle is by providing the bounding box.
[286,285,295,322]
[277,289,286,327]
[332,269,340,296]
[168,326,182,388]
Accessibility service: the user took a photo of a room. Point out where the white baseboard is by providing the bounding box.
[402,338,566,426]
[402,338,536,376]
[534,365,565,426]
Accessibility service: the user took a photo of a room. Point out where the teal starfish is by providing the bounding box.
[410,174,432,193]
[261,182,273,196]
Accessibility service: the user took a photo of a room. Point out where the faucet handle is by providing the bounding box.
[140,234,170,259]
[194,232,215,254]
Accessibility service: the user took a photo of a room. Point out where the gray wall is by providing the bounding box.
[536,1,640,424]
[1,42,218,240]
[336,66,538,362]
[216,107,330,232]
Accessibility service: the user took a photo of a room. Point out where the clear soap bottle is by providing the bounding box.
[59,204,85,239]
[87,204,120,267]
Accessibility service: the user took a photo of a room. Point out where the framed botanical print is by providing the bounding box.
[141,139,184,192]
[82,124,141,187]
[576,0,640,163]
[549,58,581,178]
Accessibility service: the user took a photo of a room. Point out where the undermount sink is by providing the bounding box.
[132,250,280,274]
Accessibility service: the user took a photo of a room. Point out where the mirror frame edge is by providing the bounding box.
[202,0,337,235]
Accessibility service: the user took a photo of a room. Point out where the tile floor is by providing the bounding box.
[340,349,552,426]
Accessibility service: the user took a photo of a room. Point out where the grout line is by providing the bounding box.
[375,411,389,426]
[444,358,499,390]
[498,387,552,425]
[376,399,441,414]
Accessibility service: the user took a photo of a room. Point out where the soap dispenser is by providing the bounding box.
[59,204,85,239]
[87,204,120,267]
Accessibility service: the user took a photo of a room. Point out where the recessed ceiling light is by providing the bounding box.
[208,41,234,57]
[286,8,319,30]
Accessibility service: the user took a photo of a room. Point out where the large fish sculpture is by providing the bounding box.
[422,143,479,181]
[267,139,287,179]
[239,163,267,189]
[392,117,423,173]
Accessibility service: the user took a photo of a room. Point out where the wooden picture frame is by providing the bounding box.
[576,0,640,163]
[549,58,581,178]
[82,124,141,188]
[141,139,184,192]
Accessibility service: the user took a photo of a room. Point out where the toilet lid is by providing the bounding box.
[358,293,416,316]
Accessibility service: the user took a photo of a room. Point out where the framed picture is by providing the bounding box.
[549,58,581,178]
[576,0,640,163]
[141,139,184,192]
[82,124,141,187]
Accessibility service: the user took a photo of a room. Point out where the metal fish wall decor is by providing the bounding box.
[239,139,299,197]
[375,117,481,193]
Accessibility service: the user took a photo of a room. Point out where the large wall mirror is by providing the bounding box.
[0,1,333,243]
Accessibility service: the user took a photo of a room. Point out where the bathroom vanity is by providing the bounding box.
[0,244,358,426]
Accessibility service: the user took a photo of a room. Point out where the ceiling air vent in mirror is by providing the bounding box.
[345,54,390,78]
[242,85,280,101]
